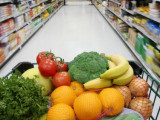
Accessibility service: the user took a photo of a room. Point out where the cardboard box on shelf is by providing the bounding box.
[128,28,138,48]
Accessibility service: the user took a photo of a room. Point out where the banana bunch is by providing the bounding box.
[84,54,134,89]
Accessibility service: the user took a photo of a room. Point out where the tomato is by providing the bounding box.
[36,51,54,64]
[38,59,57,77]
[56,61,68,72]
[52,72,71,87]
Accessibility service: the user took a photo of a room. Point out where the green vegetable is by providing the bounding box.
[68,51,108,84]
[0,71,49,120]
[100,113,143,120]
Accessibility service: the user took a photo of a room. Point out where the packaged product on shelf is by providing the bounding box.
[145,21,160,41]
[117,19,129,33]
[14,15,25,28]
[47,6,54,14]
[7,19,15,30]
[149,3,160,18]
[0,54,6,64]
[128,28,138,48]
[24,25,31,37]
[135,33,146,60]
[0,37,9,48]
[29,9,34,18]
[24,12,31,22]
[42,10,49,19]
[33,7,38,16]
[17,28,25,43]
[0,48,4,56]
[0,4,15,19]
[16,1,29,13]
[8,38,18,51]
[9,32,18,42]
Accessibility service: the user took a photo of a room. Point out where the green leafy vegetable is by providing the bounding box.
[68,51,108,84]
[0,71,49,120]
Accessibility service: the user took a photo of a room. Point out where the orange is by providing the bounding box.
[70,81,85,96]
[50,86,76,106]
[73,92,102,120]
[47,103,76,120]
[99,88,124,116]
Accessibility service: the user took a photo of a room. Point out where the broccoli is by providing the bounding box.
[68,51,108,84]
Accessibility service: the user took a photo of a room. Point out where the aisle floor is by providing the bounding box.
[0,1,136,77]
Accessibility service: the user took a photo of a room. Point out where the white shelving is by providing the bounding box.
[30,0,48,8]
[0,3,64,68]
[109,0,121,5]
[0,0,12,4]
[14,9,30,18]
[0,14,14,23]
[121,7,135,15]
[94,4,160,81]
[132,24,159,44]
[106,7,133,27]
[134,10,160,23]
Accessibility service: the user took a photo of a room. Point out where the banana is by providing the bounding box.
[108,60,116,69]
[100,55,130,79]
[113,65,134,85]
[84,78,112,89]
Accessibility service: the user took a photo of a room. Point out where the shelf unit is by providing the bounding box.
[0,0,12,4]
[30,0,48,8]
[0,1,64,68]
[134,10,160,23]
[132,24,158,44]
[109,0,121,5]
[93,3,160,81]
[120,7,135,15]
[106,7,133,27]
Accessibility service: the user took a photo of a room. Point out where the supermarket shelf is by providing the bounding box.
[94,4,160,81]
[0,14,14,23]
[0,0,12,4]
[109,0,121,5]
[0,29,15,41]
[30,0,48,8]
[14,9,30,18]
[44,4,63,23]
[30,4,52,21]
[96,0,102,4]
[0,4,64,69]
[121,7,135,15]
[132,24,158,44]
[15,22,28,31]
[106,7,133,27]
[134,9,160,23]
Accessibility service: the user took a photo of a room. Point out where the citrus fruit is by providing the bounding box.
[73,92,102,120]
[47,103,76,120]
[70,81,85,96]
[50,86,76,106]
[99,88,124,116]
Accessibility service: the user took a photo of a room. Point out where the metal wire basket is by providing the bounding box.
[4,61,160,120]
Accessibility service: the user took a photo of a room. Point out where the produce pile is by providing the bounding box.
[0,51,153,120]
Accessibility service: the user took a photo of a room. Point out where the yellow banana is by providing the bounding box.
[108,60,116,69]
[100,54,130,79]
[113,65,134,85]
[84,78,112,89]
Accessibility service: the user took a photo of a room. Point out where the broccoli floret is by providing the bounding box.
[68,52,108,84]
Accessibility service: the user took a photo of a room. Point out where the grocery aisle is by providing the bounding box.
[0,1,136,77]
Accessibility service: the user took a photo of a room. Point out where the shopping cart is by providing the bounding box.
[4,61,160,120]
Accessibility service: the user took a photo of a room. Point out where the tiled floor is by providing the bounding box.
[0,1,136,77]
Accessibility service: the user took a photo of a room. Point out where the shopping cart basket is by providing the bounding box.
[4,61,160,120]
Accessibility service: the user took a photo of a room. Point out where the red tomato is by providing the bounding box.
[56,61,68,72]
[38,59,57,77]
[52,72,71,87]
[36,51,54,64]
